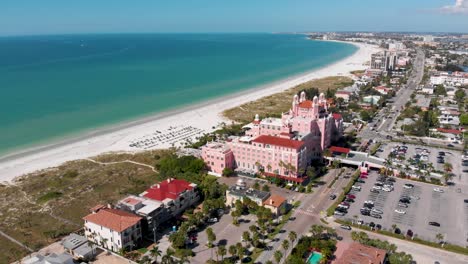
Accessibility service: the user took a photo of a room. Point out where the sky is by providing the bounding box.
[1,0,468,36]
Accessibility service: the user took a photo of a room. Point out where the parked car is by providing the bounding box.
[340,201,350,206]
[347,194,356,199]
[399,199,411,204]
[370,213,382,219]
[338,204,349,210]
[382,187,392,192]
[429,221,440,227]
[394,209,406,214]
[403,183,414,189]
[340,225,352,230]
[371,208,383,214]
[352,185,362,191]
[334,211,345,216]
[370,189,379,194]
[372,186,382,190]
[398,203,408,208]
[433,188,444,193]
[329,194,337,200]
[207,218,218,223]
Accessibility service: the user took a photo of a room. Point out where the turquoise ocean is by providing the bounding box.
[0,34,356,156]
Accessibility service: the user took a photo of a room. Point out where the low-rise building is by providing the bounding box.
[140,178,199,217]
[335,90,352,102]
[430,71,468,86]
[373,86,391,95]
[421,86,434,94]
[262,194,287,216]
[333,241,387,264]
[83,205,142,252]
[61,233,96,261]
[415,94,432,111]
[226,179,287,215]
[24,253,75,264]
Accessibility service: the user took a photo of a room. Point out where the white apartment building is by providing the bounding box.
[83,205,142,252]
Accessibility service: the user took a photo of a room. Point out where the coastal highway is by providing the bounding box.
[359,49,425,141]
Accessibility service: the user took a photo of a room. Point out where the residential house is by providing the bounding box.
[61,233,95,261]
[373,86,391,95]
[83,205,142,252]
[335,90,353,102]
[262,194,287,216]
[415,94,432,111]
[332,241,387,264]
[23,253,75,264]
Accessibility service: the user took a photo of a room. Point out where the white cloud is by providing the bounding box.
[439,0,468,14]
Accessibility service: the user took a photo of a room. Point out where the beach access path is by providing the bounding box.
[0,41,380,183]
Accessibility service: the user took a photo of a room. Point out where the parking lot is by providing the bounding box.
[336,170,468,246]
[376,142,463,183]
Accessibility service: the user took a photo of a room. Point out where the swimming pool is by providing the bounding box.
[307,251,323,264]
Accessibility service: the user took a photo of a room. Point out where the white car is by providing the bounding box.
[382,187,392,192]
[433,188,444,193]
[403,183,414,189]
[394,209,406,214]
[372,186,382,190]
[371,208,383,214]
[410,195,420,200]
[364,200,374,205]
[352,185,361,191]
[338,204,349,209]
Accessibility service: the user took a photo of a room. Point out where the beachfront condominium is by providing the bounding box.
[83,205,143,252]
[202,92,343,182]
[116,178,199,240]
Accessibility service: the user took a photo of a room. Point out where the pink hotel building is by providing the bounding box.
[201,92,343,182]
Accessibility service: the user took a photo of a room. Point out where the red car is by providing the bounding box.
[360,175,368,179]
[340,201,350,206]
[347,194,356,199]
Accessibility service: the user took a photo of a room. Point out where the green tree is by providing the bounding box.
[242,231,251,245]
[388,251,413,264]
[309,224,325,237]
[288,231,297,244]
[206,227,216,248]
[236,243,244,262]
[262,184,270,192]
[228,245,237,259]
[222,167,234,177]
[253,181,260,190]
[274,250,283,264]
[150,246,162,263]
[217,245,226,261]
[282,239,290,255]
[434,84,446,96]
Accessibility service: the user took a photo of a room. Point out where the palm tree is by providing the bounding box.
[228,245,237,260]
[281,239,289,255]
[353,215,358,224]
[236,243,244,263]
[217,245,226,261]
[436,233,444,244]
[391,224,397,232]
[288,231,297,244]
[309,224,324,237]
[150,246,162,263]
[274,250,283,264]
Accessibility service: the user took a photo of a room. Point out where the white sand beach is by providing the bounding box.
[0,41,380,183]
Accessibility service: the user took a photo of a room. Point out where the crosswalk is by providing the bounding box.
[296,208,316,217]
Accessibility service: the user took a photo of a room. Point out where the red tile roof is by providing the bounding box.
[329,146,350,154]
[334,242,386,264]
[253,135,304,150]
[83,208,141,232]
[143,178,194,201]
[332,113,342,120]
[298,100,313,108]
[437,128,461,134]
[263,194,286,208]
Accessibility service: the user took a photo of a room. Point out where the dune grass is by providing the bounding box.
[0,150,169,262]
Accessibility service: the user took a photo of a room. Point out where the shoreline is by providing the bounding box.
[0,40,380,183]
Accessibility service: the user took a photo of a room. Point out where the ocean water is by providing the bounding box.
[0,34,356,156]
